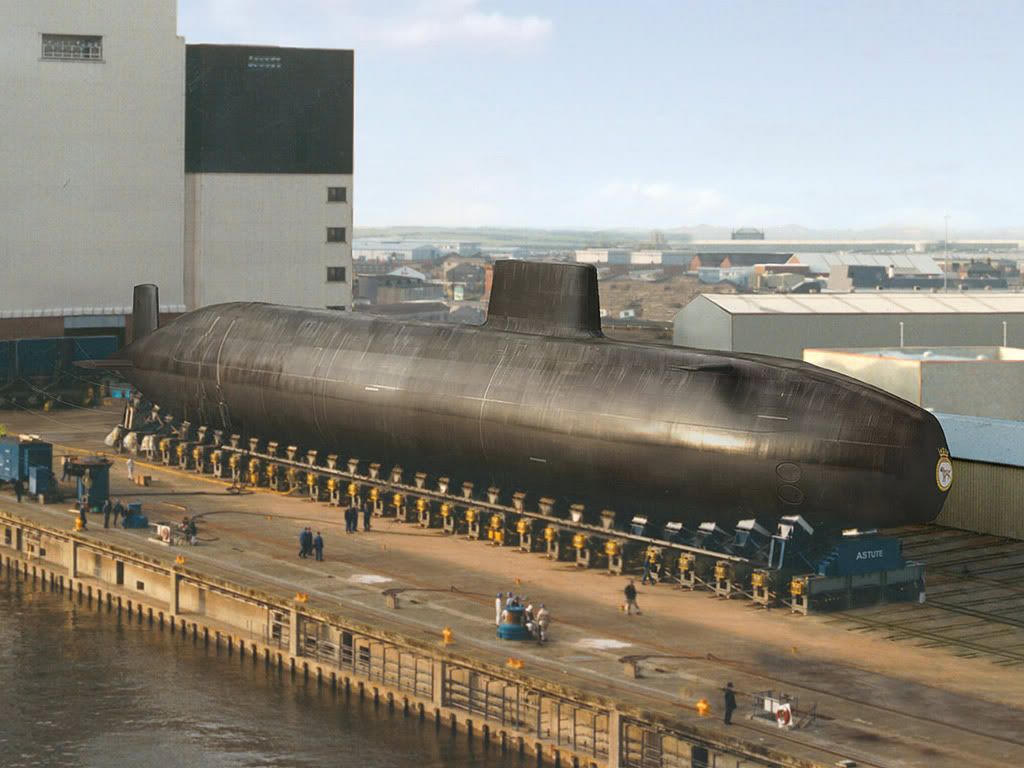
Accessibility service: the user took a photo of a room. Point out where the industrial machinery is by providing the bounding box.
[88,262,951,535]
[789,530,924,614]
[0,335,121,410]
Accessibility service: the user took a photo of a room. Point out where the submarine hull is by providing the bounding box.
[123,267,951,531]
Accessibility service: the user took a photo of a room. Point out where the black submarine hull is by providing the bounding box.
[121,262,951,531]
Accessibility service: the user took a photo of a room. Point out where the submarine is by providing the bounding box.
[110,260,951,531]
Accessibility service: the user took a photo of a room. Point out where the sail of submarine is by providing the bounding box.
[112,261,951,531]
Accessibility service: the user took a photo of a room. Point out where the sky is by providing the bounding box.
[178,0,1024,232]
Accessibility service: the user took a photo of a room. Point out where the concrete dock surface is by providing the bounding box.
[2,405,1023,768]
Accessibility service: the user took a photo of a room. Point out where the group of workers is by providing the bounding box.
[343,501,371,533]
[74,497,132,530]
[496,592,551,643]
[298,527,325,561]
[99,498,130,529]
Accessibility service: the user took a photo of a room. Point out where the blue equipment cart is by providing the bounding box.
[497,606,534,641]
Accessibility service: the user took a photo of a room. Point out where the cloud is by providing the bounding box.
[181,0,552,49]
[377,3,552,47]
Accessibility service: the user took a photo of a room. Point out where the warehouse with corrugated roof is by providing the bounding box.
[673,293,1024,360]
[933,413,1024,539]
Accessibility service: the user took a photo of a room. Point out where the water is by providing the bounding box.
[0,571,522,768]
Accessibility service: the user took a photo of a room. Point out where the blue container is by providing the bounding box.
[0,437,53,483]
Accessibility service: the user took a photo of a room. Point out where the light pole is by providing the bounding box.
[943,215,951,292]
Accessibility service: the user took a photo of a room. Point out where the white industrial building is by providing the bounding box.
[1,0,187,334]
[804,346,1024,420]
[932,413,1024,539]
[674,294,1024,360]
[0,0,353,339]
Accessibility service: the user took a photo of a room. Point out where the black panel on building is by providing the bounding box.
[186,45,353,174]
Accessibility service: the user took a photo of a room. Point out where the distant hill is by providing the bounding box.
[355,225,1024,249]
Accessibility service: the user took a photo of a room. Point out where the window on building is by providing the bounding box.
[327,187,347,203]
[326,305,348,311]
[42,34,103,61]
[327,227,346,243]
[326,267,347,283]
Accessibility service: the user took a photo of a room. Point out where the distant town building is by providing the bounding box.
[688,252,792,272]
[731,227,765,240]
[629,250,665,266]
[789,252,941,276]
[486,246,531,260]
[353,239,440,262]
[356,267,444,304]
[444,262,487,300]
[674,293,1024,360]
[575,248,631,265]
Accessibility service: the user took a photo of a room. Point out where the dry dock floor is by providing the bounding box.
[2,405,1023,768]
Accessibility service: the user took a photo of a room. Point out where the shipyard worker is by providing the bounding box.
[14,479,23,503]
[60,456,70,482]
[362,501,372,532]
[313,531,324,562]
[642,551,659,585]
[495,593,504,626]
[113,499,125,527]
[102,498,112,528]
[126,457,135,481]
[535,604,550,643]
[298,528,309,558]
[723,683,737,725]
[78,502,88,530]
[623,580,641,615]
